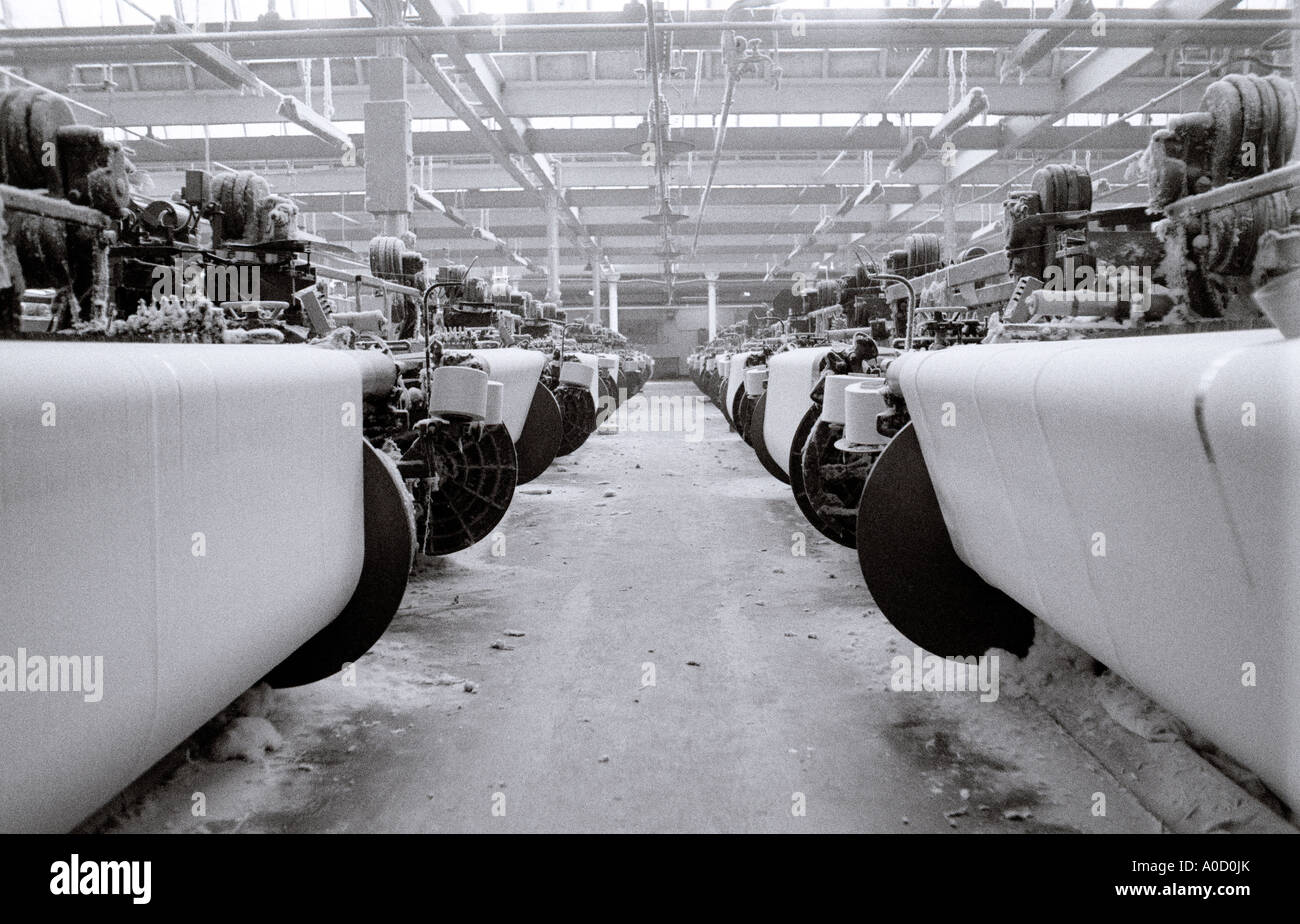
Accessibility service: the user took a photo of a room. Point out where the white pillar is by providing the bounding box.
[591,262,602,324]
[941,178,957,263]
[705,271,719,340]
[607,273,620,332]
[546,193,562,305]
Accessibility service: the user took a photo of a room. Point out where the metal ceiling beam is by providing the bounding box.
[290,187,928,212]
[0,12,1285,62]
[123,124,1155,163]
[54,76,1232,124]
[137,155,1131,193]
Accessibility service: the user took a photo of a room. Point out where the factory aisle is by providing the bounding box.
[96,381,1161,834]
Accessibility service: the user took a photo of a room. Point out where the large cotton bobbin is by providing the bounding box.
[838,377,889,451]
[559,360,597,390]
[820,373,868,425]
[429,365,489,420]
[484,381,505,427]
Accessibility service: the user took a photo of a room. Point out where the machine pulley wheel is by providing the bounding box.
[790,406,865,549]
[411,422,518,556]
[554,384,597,457]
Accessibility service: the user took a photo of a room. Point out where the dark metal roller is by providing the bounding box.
[857,423,1034,658]
[515,381,563,485]
[264,441,415,688]
[729,385,746,438]
[720,374,737,428]
[748,391,790,485]
[736,394,757,446]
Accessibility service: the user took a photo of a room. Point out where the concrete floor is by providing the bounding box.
[99,380,1164,834]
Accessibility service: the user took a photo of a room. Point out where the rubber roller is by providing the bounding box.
[429,365,489,420]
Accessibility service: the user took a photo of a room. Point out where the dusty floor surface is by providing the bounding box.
[97,380,1167,834]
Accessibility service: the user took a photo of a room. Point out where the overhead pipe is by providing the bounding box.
[847,181,885,213]
[768,182,885,276]
[928,87,988,144]
[277,94,356,161]
[887,138,928,177]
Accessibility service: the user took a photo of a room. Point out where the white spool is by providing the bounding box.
[484,381,504,426]
[744,367,767,396]
[840,378,889,448]
[821,374,868,426]
[598,354,618,371]
[560,361,597,390]
[429,365,489,420]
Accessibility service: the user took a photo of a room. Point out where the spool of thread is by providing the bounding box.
[842,378,888,447]
[484,381,505,426]
[820,374,866,425]
[429,365,489,420]
[559,361,597,390]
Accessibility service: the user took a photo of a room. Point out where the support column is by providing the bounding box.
[705,271,719,340]
[591,262,602,325]
[607,273,620,333]
[941,175,957,263]
[366,0,411,238]
[546,193,562,306]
